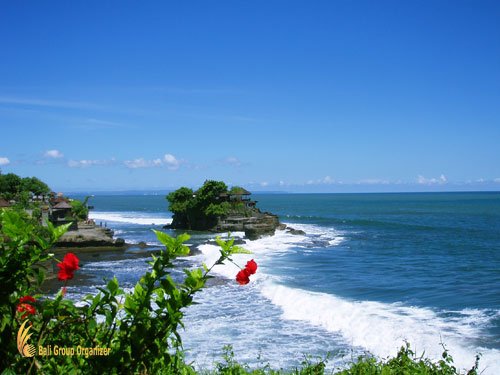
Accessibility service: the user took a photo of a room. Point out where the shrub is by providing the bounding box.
[0,209,252,374]
[70,199,89,221]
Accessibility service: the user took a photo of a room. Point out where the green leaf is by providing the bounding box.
[183,268,205,290]
[107,276,119,295]
[46,220,71,242]
[88,318,97,332]
[134,282,145,298]
[176,233,190,244]
[230,245,252,254]
[124,295,137,314]
[153,230,191,256]
[153,229,175,248]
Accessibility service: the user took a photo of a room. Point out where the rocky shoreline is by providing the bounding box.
[166,211,305,240]
[55,214,305,250]
[215,212,305,239]
[215,211,281,240]
[55,224,126,248]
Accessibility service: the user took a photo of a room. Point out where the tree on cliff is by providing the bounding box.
[0,173,50,202]
[166,187,194,228]
[166,180,230,230]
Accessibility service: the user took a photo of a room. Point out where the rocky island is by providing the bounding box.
[165,180,291,240]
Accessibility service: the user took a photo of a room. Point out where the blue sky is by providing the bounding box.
[0,1,499,193]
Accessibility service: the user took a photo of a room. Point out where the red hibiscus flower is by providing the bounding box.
[236,268,251,285]
[17,296,36,319]
[245,259,258,275]
[57,252,80,281]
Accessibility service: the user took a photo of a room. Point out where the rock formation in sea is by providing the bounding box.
[55,225,125,248]
[165,181,288,240]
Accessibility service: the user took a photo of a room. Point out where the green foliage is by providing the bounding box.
[337,343,480,375]
[166,180,231,230]
[195,180,228,208]
[211,345,327,375]
[70,199,89,221]
[0,210,70,370]
[167,187,194,215]
[228,186,249,196]
[0,210,251,374]
[215,235,252,257]
[0,173,50,202]
[21,176,50,196]
[205,202,231,217]
[206,343,480,375]
[230,202,252,217]
[0,173,22,201]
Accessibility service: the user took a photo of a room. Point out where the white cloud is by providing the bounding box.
[417,174,448,185]
[163,154,180,170]
[306,176,336,185]
[223,156,242,167]
[322,176,334,184]
[0,157,10,166]
[494,178,500,183]
[45,149,64,159]
[124,158,151,169]
[67,159,110,168]
[260,181,269,187]
[357,179,390,185]
[123,154,181,170]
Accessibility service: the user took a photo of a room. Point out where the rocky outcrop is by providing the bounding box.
[55,226,125,248]
[216,211,281,240]
[286,227,306,235]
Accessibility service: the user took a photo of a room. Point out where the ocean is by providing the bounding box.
[68,192,500,373]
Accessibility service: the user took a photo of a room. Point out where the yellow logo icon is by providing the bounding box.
[17,320,36,357]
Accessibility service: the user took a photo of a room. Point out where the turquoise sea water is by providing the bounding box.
[70,192,500,373]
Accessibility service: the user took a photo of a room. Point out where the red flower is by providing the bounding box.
[19,296,36,304]
[62,252,79,270]
[236,268,251,285]
[57,252,80,281]
[245,259,258,275]
[17,296,36,319]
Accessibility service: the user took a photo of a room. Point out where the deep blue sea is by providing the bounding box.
[69,192,500,373]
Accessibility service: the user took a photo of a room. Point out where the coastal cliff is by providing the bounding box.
[165,180,283,240]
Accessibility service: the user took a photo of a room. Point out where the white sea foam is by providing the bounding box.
[195,222,500,374]
[90,211,172,226]
[196,225,329,280]
[125,239,160,246]
[283,222,346,247]
[260,283,500,374]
